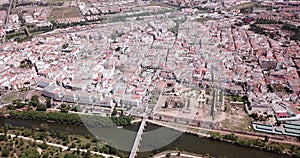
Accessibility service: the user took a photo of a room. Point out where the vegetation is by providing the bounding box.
[1,93,19,103]
[51,20,88,29]
[282,23,300,41]
[20,59,33,69]
[1,148,9,157]
[254,19,283,24]
[45,99,52,108]
[249,19,300,41]
[36,104,47,111]
[166,152,171,157]
[208,132,291,155]
[0,124,117,158]
[148,94,159,104]
[226,95,246,102]
[9,110,133,127]
[168,19,185,37]
[29,95,40,107]
[60,103,71,113]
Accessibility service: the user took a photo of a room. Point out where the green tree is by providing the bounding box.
[39,142,48,149]
[29,95,40,107]
[223,133,238,141]
[60,103,71,113]
[39,123,49,131]
[166,153,171,157]
[85,143,91,149]
[45,98,52,108]
[85,150,91,158]
[64,153,80,158]
[1,149,9,157]
[0,134,7,141]
[102,145,110,154]
[20,148,40,158]
[36,104,47,111]
[71,142,76,148]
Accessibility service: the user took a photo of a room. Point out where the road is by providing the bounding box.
[129,117,147,158]
[3,0,13,42]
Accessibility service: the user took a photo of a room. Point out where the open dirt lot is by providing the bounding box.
[49,7,80,20]
[217,103,252,131]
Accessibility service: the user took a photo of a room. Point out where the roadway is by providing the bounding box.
[3,0,13,42]
[129,117,147,158]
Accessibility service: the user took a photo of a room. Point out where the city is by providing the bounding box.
[0,0,300,157]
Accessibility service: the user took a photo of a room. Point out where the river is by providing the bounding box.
[0,119,291,158]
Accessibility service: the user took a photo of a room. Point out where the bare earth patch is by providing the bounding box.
[49,7,80,20]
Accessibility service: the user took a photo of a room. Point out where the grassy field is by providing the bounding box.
[49,7,80,20]
[1,93,19,103]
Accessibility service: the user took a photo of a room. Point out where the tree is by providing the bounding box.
[163,101,168,108]
[7,104,16,110]
[42,153,49,158]
[14,100,25,108]
[20,148,40,158]
[85,143,91,149]
[224,133,238,141]
[0,135,7,141]
[72,105,82,112]
[85,150,91,158]
[112,109,117,116]
[29,95,40,107]
[102,145,110,154]
[166,153,171,157]
[272,145,284,154]
[45,98,52,108]
[71,142,76,148]
[60,103,71,113]
[36,104,47,111]
[64,153,80,158]
[39,142,48,149]
[1,149,9,157]
[39,123,49,132]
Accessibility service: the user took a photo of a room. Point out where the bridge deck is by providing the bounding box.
[129,117,147,158]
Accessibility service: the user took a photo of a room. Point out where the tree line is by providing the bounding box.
[9,110,133,127]
[249,18,300,41]
[207,132,294,156]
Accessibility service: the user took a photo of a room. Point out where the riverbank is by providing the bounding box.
[148,120,300,157]
[153,150,212,158]
[0,118,292,158]
[8,110,133,127]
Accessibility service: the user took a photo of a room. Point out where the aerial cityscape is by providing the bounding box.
[0,0,300,157]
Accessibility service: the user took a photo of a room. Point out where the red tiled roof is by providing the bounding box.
[276,112,289,118]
